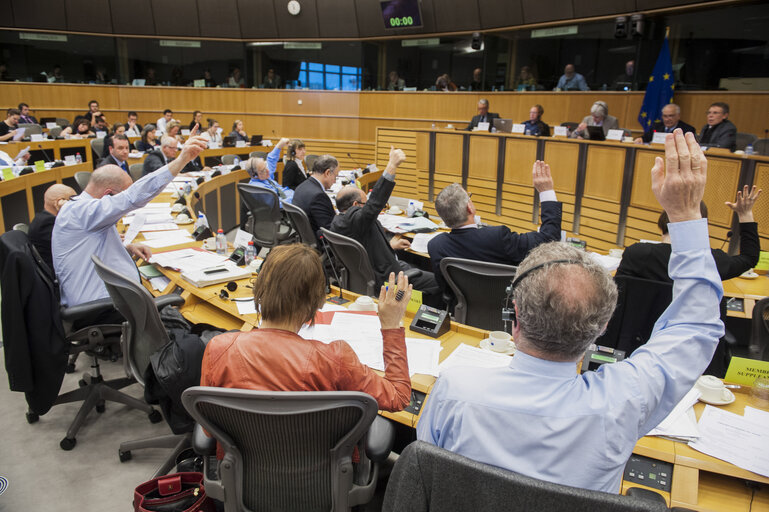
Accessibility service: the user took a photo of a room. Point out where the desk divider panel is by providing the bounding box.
[543,141,580,235]
[501,138,539,233]
[32,181,57,215]
[220,182,237,232]
[580,145,626,252]
[376,129,418,201]
[203,190,220,232]
[466,135,500,222]
[2,190,29,232]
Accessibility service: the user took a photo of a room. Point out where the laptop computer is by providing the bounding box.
[587,126,606,141]
[250,135,263,146]
[493,118,513,133]
[222,136,236,148]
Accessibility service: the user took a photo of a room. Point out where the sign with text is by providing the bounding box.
[725,357,769,386]
[606,129,625,141]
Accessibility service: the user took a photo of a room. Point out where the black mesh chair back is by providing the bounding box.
[319,227,377,296]
[91,255,170,386]
[248,150,267,159]
[55,117,70,128]
[754,138,769,156]
[74,171,92,192]
[18,123,43,136]
[221,154,238,165]
[382,441,669,512]
[48,126,63,138]
[182,387,379,512]
[283,202,317,249]
[129,163,144,181]
[237,183,293,249]
[440,257,517,331]
[90,138,104,159]
[561,121,579,132]
[735,132,758,151]
[750,297,769,361]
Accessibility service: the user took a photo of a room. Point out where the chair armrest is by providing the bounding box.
[364,415,395,463]
[153,293,185,310]
[192,424,216,456]
[403,268,422,281]
[60,297,116,323]
[625,487,667,504]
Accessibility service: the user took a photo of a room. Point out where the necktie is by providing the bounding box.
[269,180,287,199]
[121,162,129,173]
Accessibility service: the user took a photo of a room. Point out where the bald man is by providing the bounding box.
[28,184,77,270]
[53,135,207,307]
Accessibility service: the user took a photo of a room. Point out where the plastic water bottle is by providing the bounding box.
[215,229,227,255]
[244,241,256,265]
[195,213,206,230]
[407,201,416,218]
[233,157,240,167]
[75,152,82,164]
[745,145,754,156]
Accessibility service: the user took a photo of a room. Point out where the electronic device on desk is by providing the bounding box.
[228,246,246,265]
[586,126,606,141]
[222,136,236,148]
[623,454,672,493]
[404,389,427,415]
[192,225,213,241]
[581,344,625,373]
[566,237,586,250]
[250,135,262,146]
[726,297,745,312]
[410,305,450,338]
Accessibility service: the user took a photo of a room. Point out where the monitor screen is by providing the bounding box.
[380,0,423,29]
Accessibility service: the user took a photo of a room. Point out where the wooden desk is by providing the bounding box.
[5,138,94,165]
[722,275,769,318]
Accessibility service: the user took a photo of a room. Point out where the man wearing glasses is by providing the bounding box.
[698,102,737,151]
[143,136,206,176]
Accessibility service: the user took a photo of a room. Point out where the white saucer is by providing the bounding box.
[174,218,193,225]
[171,204,184,213]
[479,338,515,356]
[739,271,759,280]
[697,388,735,406]
[388,207,403,215]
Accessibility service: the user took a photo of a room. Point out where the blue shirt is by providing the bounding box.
[247,145,294,204]
[53,166,176,306]
[556,73,589,91]
[417,219,723,493]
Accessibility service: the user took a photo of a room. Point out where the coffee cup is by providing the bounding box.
[349,295,378,312]
[388,206,403,215]
[695,375,731,403]
[176,213,190,223]
[171,203,184,213]
[488,330,513,352]
[203,237,217,251]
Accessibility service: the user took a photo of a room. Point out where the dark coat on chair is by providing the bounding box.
[641,120,696,143]
[28,210,56,272]
[293,176,335,236]
[698,119,737,151]
[466,112,500,132]
[427,201,562,293]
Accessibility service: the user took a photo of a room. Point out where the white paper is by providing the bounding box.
[236,300,257,315]
[142,236,197,249]
[181,129,191,136]
[648,387,701,440]
[329,312,385,371]
[438,343,512,375]
[320,303,348,313]
[30,134,44,142]
[688,406,769,477]
[553,126,568,137]
[651,132,667,144]
[46,122,58,129]
[126,129,138,137]
[13,128,25,141]
[208,142,220,149]
[128,151,144,159]
[588,252,622,272]
[405,338,441,377]
[139,223,179,232]
[606,129,625,141]
[142,230,191,240]
[236,140,246,148]
[476,122,490,131]
[298,323,338,344]
[378,214,438,234]
[150,248,228,273]
[233,229,253,249]
[64,155,76,165]
[149,276,171,292]
[744,406,769,423]
[511,123,526,134]
[122,213,145,245]
[123,213,173,225]
[410,233,441,254]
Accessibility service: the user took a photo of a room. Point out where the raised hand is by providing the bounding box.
[651,129,707,223]
[725,185,762,222]
[378,271,412,330]
[532,160,554,193]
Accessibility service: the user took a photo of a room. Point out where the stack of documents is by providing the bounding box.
[181,261,251,288]
[410,233,442,254]
[648,388,701,442]
[141,230,195,249]
[378,214,439,233]
[150,248,228,272]
[438,344,511,374]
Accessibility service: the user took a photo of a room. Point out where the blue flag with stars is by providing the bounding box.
[638,37,674,132]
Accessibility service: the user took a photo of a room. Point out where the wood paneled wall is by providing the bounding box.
[3,83,768,144]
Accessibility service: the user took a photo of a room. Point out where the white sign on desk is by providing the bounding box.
[651,132,667,144]
[46,122,58,129]
[235,140,246,148]
[606,129,625,141]
[208,142,220,149]
[511,123,526,134]
[181,129,191,136]
[553,126,568,137]
[64,155,77,165]
[30,134,44,142]
[96,131,107,139]
[476,122,490,131]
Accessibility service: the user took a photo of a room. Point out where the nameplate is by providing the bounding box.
[234,229,253,249]
[35,160,46,172]
[181,129,191,136]
[30,134,44,142]
[46,122,58,129]
[553,126,568,137]
[208,142,220,149]
[236,140,246,148]
[650,132,666,144]
[511,124,526,134]
[476,122,489,131]
[64,155,77,165]
[725,357,769,386]
[2,167,14,180]
[407,289,423,314]
[96,131,107,139]
[606,129,624,141]
[755,251,769,272]
[126,129,138,137]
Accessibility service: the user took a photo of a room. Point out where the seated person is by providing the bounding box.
[634,103,695,143]
[243,139,293,204]
[0,108,20,142]
[28,184,77,271]
[556,64,589,91]
[513,66,538,92]
[571,101,619,139]
[699,102,737,151]
[101,123,127,159]
[417,129,723,493]
[201,119,222,146]
[466,99,499,132]
[124,111,142,135]
[428,161,562,296]
[61,117,95,139]
[189,111,203,132]
[96,134,130,173]
[19,103,39,125]
[387,70,405,91]
[228,120,248,143]
[293,154,340,236]
[143,136,208,176]
[201,244,411,413]
[165,120,182,141]
[0,148,31,169]
[135,124,159,153]
[281,139,308,190]
[331,147,440,297]
[156,109,174,134]
[521,104,550,136]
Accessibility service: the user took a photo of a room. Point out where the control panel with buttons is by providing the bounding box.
[623,454,673,492]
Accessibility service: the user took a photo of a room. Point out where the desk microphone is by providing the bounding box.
[346,152,367,171]
[319,234,343,298]
[719,230,733,251]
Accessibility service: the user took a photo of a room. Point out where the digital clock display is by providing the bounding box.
[380,0,423,29]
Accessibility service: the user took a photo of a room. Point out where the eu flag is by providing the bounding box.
[638,37,674,132]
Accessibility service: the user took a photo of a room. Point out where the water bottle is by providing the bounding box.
[407,201,416,218]
[745,145,754,156]
[244,241,256,265]
[233,156,240,167]
[215,229,227,255]
[75,152,82,164]
[195,213,206,229]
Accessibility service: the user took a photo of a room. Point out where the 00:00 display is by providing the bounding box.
[389,16,414,27]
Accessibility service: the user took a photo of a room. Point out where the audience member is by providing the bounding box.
[94,67,109,84]
[28,184,77,271]
[96,134,130,173]
[612,60,635,90]
[166,120,182,140]
[332,147,440,296]
[466,99,499,132]
[189,111,203,132]
[201,119,222,146]
[635,103,696,144]
[387,71,405,91]
[229,120,248,143]
[143,135,206,176]
[203,70,216,88]
[136,124,158,152]
[201,245,411,414]
[49,65,65,83]
[156,109,174,134]
[61,118,94,139]
[0,108,20,142]
[0,147,31,168]
[571,100,619,139]
[418,129,723,493]
[282,139,308,190]
[53,134,207,307]
[468,68,484,91]
[228,67,245,88]
[243,156,294,205]
[263,68,282,89]
[435,74,457,92]
[101,123,127,159]
[428,161,562,296]
[144,67,158,86]
[18,103,38,125]
[699,102,737,151]
[521,104,550,136]
[82,100,106,127]
[124,111,142,135]
[556,64,589,91]
[293,154,340,236]
[514,66,538,91]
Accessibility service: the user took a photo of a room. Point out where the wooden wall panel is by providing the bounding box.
[110,0,155,35]
[503,138,537,185]
[543,142,579,195]
[197,0,242,39]
[584,145,625,201]
[752,163,769,251]
[701,157,741,226]
[11,0,67,30]
[151,0,201,37]
[435,134,463,176]
[468,137,498,181]
[65,0,113,33]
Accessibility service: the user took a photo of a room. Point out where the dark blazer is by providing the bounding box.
[521,119,551,137]
[282,160,307,190]
[641,120,696,143]
[616,222,759,282]
[28,210,56,272]
[96,154,129,173]
[142,150,201,176]
[293,176,335,236]
[427,201,563,293]
[330,176,400,285]
[466,112,500,132]
[698,120,737,151]
[134,140,156,153]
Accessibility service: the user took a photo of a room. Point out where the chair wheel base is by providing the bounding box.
[119,450,132,462]
[60,437,76,450]
[78,379,87,388]
[148,409,163,423]
[26,411,39,424]
[65,363,76,374]
[96,403,106,413]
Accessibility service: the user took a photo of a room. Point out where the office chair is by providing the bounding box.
[735,132,758,151]
[439,257,517,331]
[382,441,674,512]
[221,154,238,165]
[90,137,105,159]
[749,297,769,361]
[183,387,395,512]
[74,171,92,191]
[129,163,144,182]
[18,123,43,136]
[91,255,193,476]
[0,230,165,451]
[753,138,769,156]
[560,121,579,132]
[248,150,267,159]
[13,223,28,233]
[283,202,318,249]
[319,227,378,296]
[48,125,63,138]
[55,117,70,128]
[237,183,295,252]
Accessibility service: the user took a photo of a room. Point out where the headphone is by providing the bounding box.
[502,259,579,330]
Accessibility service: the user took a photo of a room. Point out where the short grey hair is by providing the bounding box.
[435,183,470,229]
[513,242,618,360]
[160,135,177,148]
[663,103,681,115]
[312,154,338,175]
[478,99,489,108]
[590,101,608,118]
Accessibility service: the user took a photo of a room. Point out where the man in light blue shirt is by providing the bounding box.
[53,135,208,307]
[555,63,589,91]
[417,129,723,493]
[244,138,294,205]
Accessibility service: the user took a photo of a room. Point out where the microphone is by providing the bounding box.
[36,143,53,163]
[347,152,367,171]
[319,234,343,298]
[719,230,733,251]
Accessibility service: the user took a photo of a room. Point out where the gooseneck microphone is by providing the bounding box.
[719,230,733,251]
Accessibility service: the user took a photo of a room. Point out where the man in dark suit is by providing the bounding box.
[428,160,562,295]
[635,103,696,143]
[331,147,440,296]
[143,136,205,176]
[28,183,77,271]
[96,133,130,173]
[466,99,500,132]
[293,155,340,237]
[18,103,39,125]
[698,102,737,151]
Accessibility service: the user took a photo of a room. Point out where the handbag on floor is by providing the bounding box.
[134,472,216,512]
